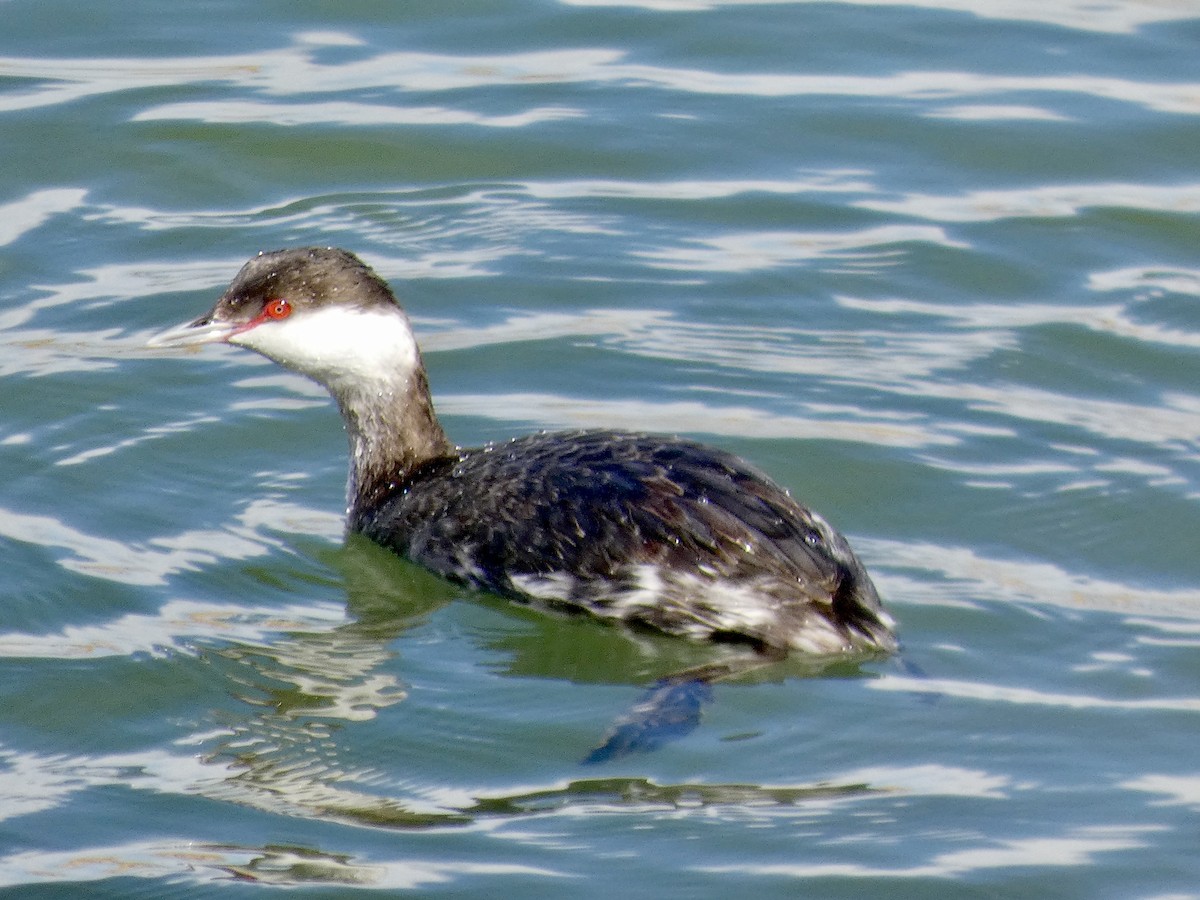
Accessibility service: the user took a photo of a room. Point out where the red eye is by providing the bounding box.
[265,298,292,320]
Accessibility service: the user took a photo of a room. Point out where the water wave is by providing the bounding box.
[2,38,1196,117]
[556,0,1190,34]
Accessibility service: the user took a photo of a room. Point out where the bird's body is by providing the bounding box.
[357,428,885,654]
[151,247,895,657]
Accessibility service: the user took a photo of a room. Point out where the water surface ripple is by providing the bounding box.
[1,1,1198,896]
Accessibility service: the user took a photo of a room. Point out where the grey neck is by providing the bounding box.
[332,366,454,522]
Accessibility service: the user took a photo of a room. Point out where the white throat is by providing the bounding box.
[231,305,420,396]
[231,303,450,517]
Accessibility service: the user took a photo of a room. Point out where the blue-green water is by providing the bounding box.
[2,1,1199,896]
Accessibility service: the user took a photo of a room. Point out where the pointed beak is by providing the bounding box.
[147,312,240,349]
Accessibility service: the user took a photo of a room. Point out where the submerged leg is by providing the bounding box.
[582,651,785,764]
[583,678,714,764]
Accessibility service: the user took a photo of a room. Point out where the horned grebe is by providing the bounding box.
[151,247,895,657]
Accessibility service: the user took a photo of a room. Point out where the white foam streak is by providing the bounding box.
[0,834,565,889]
[837,294,1200,351]
[832,764,1010,798]
[0,257,243,376]
[636,225,967,272]
[439,392,949,447]
[872,675,1200,712]
[2,42,1197,114]
[0,598,346,660]
[419,308,673,352]
[1089,267,1200,298]
[54,413,222,467]
[27,258,240,314]
[521,171,876,200]
[857,182,1200,222]
[419,298,1198,450]
[0,189,88,247]
[135,100,582,128]
[925,104,1069,122]
[0,499,340,588]
[941,384,1200,445]
[701,827,1152,879]
[1123,775,1200,810]
[557,0,1188,34]
[416,309,991,447]
[864,537,1200,620]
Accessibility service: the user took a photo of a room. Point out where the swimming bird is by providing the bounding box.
[151,247,895,658]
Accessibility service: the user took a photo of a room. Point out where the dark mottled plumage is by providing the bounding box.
[357,429,889,652]
[152,247,895,657]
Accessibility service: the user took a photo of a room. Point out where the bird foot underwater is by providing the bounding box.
[584,677,715,764]
[581,655,776,763]
[582,649,926,763]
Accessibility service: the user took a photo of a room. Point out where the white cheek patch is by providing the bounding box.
[231,306,420,392]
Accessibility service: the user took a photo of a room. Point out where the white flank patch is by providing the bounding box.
[658,570,784,635]
[516,564,806,642]
[231,306,419,393]
[507,569,881,653]
[509,572,578,602]
[611,564,665,611]
[786,617,855,655]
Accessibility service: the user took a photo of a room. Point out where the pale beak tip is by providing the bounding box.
[147,317,235,350]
